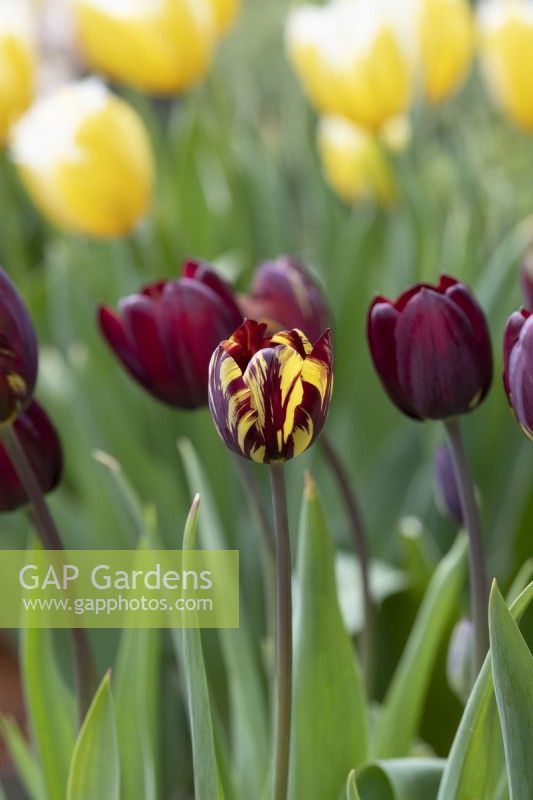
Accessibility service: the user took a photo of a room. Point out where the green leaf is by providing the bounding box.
[289,475,368,800]
[178,438,269,798]
[346,770,361,800]
[489,582,533,800]
[438,579,533,800]
[22,627,76,800]
[354,759,445,800]
[181,495,223,800]
[375,535,468,758]
[336,553,407,635]
[1,716,45,800]
[67,671,120,800]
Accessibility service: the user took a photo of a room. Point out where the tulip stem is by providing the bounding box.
[320,433,374,695]
[444,418,489,675]
[234,457,277,650]
[269,462,292,800]
[1,424,97,720]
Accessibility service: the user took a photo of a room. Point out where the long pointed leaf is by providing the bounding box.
[1,716,45,800]
[355,759,445,800]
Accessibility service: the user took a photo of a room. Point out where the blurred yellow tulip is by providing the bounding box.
[286,1,412,132]
[417,0,473,103]
[10,79,154,238]
[0,1,35,145]
[478,1,533,131]
[209,0,240,36]
[74,0,216,95]
[317,115,397,206]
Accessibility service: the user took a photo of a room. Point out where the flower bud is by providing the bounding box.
[0,267,38,425]
[367,275,493,420]
[0,0,36,145]
[317,116,397,206]
[74,0,216,95]
[434,443,463,525]
[478,1,533,131]
[10,78,154,238]
[208,320,333,463]
[0,400,63,512]
[446,617,474,703]
[99,260,243,410]
[521,247,533,310]
[286,1,412,131]
[241,257,330,345]
[503,308,533,438]
[417,0,473,103]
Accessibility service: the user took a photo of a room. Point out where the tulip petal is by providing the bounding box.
[503,310,529,397]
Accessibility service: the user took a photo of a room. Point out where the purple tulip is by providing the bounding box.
[521,250,533,311]
[503,308,533,438]
[0,400,63,512]
[241,256,330,345]
[367,275,493,420]
[0,268,38,424]
[98,260,243,409]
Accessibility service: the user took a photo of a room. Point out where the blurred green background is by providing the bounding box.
[1,0,532,772]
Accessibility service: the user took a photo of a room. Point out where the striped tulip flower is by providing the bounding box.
[208,320,333,463]
[503,308,533,438]
[0,268,38,425]
[368,275,492,420]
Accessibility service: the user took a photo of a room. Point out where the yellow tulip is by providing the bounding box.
[0,1,35,145]
[73,0,216,95]
[209,0,240,36]
[317,115,397,206]
[286,1,412,132]
[417,0,473,103]
[478,1,533,131]
[10,79,154,238]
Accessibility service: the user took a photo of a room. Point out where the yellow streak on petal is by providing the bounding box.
[7,372,27,396]
[277,346,304,442]
[244,352,268,432]
[250,444,266,464]
[292,413,314,458]
[270,329,312,354]
[301,356,329,405]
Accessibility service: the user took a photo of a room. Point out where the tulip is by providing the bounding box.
[367,275,493,420]
[417,0,473,103]
[241,257,330,345]
[0,400,63,513]
[74,0,216,95]
[521,247,533,310]
[434,443,464,525]
[209,0,240,36]
[0,1,35,145]
[317,116,397,206]
[99,260,243,409]
[10,78,154,238]
[286,0,412,132]
[478,1,533,131]
[208,319,333,463]
[446,617,474,702]
[0,268,38,425]
[503,308,533,437]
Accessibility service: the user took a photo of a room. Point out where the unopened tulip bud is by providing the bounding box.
[99,260,242,409]
[0,400,63,512]
[10,78,154,238]
[0,268,38,425]
[0,1,35,145]
[317,116,397,206]
[367,275,493,420]
[446,617,474,703]
[503,308,533,438]
[208,320,333,463]
[434,443,463,525]
[241,257,330,345]
[74,0,216,95]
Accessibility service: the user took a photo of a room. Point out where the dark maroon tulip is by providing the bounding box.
[503,308,533,438]
[240,256,330,344]
[0,268,38,424]
[521,249,533,311]
[367,275,493,420]
[98,260,243,409]
[434,443,463,525]
[0,400,63,512]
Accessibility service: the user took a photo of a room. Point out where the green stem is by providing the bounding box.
[320,434,374,694]
[269,463,292,800]
[1,424,97,719]
[444,418,489,674]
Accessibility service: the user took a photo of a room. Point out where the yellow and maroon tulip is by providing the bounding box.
[0,399,63,512]
[241,256,330,345]
[208,320,333,463]
[0,268,38,425]
[99,260,243,409]
[503,308,533,438]
[368,275,492,420]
